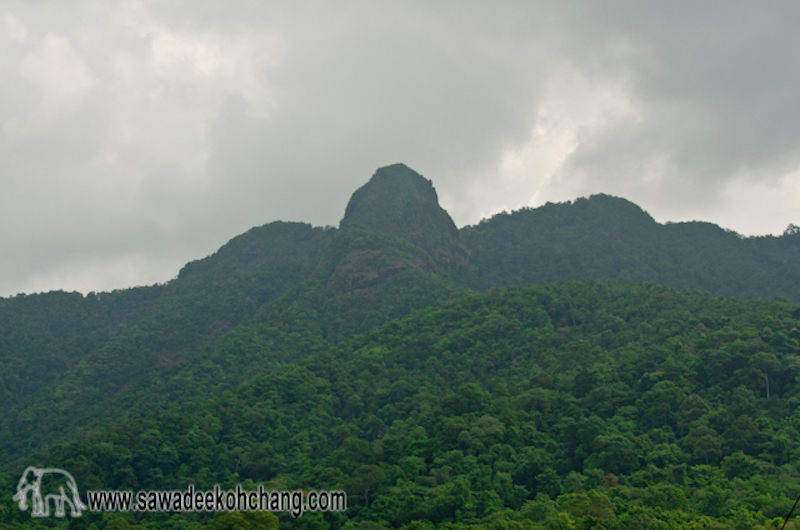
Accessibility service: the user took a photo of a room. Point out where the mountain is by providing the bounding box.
[0,165,472,466]
[0,221,335,462]
[464,193,800,300]
[2,163,800,530]
[341,164,470,278]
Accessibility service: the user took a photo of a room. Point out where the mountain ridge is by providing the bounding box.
[1,163,799,469]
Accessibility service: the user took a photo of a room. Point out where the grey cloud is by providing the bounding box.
[559,3,800,200]
[2,1,799,295]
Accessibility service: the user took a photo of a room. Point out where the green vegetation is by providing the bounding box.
[463,194,800,301]
[340,164,469,279]
[5,281,800,529]
[0,222,333,462]
[2,164,800,529]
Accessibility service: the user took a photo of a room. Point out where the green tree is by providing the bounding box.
[346,465,386,507]
[750,351,780,399]
[646,380,686,425]
[203,511,279,530]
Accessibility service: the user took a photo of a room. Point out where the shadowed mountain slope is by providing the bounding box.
[0,222,334,461]
[341,163,470,278]
[463,193,800,301]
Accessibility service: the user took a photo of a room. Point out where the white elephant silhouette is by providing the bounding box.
[13,467,87,517]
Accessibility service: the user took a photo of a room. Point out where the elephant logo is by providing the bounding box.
[13,467,87,518]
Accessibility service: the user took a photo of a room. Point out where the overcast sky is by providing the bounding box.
[2,1,800,296]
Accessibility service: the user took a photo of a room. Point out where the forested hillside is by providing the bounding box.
[5,281,800,530]
[0,167,472,466]
[2,164,800,530]
[463,194,800,300]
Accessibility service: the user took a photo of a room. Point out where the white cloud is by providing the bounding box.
[493,64,640,217]
[20,33,96,118]
[4,14,27,41]
[711,169,800,237]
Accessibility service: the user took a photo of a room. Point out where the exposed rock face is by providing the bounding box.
[340,163,470,277]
